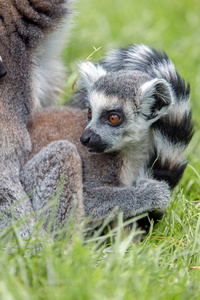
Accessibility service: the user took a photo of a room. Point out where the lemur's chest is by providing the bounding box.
[120,154,138,186]
[119,155,146,186]
[119,145,152,186]
[81,152,121,186]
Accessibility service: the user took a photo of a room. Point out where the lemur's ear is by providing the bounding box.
[140,78,173,123]
[78,61,107,91]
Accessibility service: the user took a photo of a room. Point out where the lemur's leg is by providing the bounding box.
[0,172,35,238]
[83,180,171,225]
[20,140,84,231]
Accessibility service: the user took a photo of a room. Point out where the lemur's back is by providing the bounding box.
[28,108,86,157]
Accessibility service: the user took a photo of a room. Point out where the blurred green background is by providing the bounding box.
[62,0,200,197]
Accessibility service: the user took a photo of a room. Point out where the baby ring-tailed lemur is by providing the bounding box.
[0,0,75,236]
[19,44,194,230]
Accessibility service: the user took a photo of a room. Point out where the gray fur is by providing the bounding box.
[0,0,75,235]
[83,180,170,221]
[20,140,84,231]
[94,70,151,101]
[33,0,75,107]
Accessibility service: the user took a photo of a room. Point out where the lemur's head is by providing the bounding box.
[79,61,173,154]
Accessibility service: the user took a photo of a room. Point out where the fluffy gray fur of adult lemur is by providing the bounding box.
[20,45,193,231]
[0,0,75,237]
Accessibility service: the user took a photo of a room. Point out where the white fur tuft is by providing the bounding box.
[78,61,107,91]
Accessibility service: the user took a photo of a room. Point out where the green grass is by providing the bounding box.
[1,199,200,300]
[1,0,200,299]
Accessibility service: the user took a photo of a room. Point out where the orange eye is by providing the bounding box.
[109,114,120,124]
[88,108,92,119]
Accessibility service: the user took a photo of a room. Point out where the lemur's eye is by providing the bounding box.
[109,114,120,124]
[88,108,92,120]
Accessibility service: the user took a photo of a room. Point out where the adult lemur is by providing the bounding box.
[0,0,75,235]
[20,45,194,230]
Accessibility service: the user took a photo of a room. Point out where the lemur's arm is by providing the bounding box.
[83,180,171,222]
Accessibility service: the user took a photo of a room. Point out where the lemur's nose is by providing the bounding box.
[0,69,7,78]
[0,56,7,78]
[80,132,90,146]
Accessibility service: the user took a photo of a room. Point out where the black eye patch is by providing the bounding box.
[100,108,125,127]
[0,56,7,78]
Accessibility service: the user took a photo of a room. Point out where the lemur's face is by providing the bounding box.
[79,62,173,154]
[80,90,146,153]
